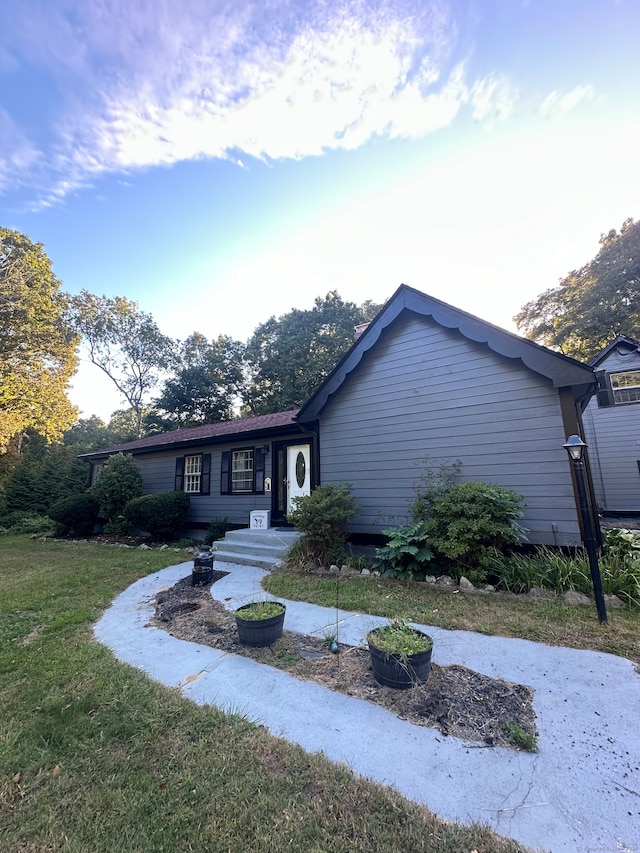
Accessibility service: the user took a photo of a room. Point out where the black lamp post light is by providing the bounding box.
[562,435,608,623]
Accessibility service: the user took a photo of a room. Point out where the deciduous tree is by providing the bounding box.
[68,291,176,437]
[515,218,640,361]
[155,333,245,426]
[0,227,78,451]
[244,292,381,414]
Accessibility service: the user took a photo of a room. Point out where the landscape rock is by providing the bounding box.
[528,586,556,600]
[329,565,340,574]
[562,590,593,607]
[137,543,150,550]
[424,575,436,584]
[604,594,624,609]
[436,575,455,587]
[360,568,371,576]
[459,576,475,590]
[159,544,169,551]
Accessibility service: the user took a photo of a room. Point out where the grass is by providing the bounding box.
[1,535,532,853]
[263,572,640,665]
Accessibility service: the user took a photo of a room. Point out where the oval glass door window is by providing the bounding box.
[295,452,306,488]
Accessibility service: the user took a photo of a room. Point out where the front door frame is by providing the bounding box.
[271,436,318,526]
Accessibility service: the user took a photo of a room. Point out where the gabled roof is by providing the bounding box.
[80,410,301,460]
[589,334,640,367]
[297,284,595,423]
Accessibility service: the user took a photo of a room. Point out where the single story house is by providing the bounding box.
[582,334,640,516]
[81,285,599,547]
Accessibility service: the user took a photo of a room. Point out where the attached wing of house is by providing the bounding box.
[583,335,640,515]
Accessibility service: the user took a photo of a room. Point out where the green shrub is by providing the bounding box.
[374,522,434,580]
[413,480,527,581]
[48,493,100,536]
[0,513,56,537]
[203,516,230,545]
[91,453,143,529]
[124,492,190,541]
[287,483,359,566]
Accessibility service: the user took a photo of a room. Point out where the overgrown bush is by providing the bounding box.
[413,480,527,582]
[124,492,190,541]
[48,493,100,536]
[91,453,143,532]
[203,516,230,545]
[287,483,359,566]
[374,522,434,580]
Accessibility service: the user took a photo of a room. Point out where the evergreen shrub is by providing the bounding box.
[124,492,190,541]
[287,484,359,565]
[91,453,143,531]
[48,493,100,536]
[203,516,230,545]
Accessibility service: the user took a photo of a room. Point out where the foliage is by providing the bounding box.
[90,452,143,527]
[410,458,461,522]
[287,483,359,565]
[367,619,433,659]
[155,333,246,426]
[68,290,176,437]
[374,522,434,580]
[235,600,285,621]
[500,723,538,752]
[123,491,190,541]
[244,292,383,414]
[0,512,56,536]
[514,217,640,361]
[48,493,101,536]
[0,227,78,451]
[203,516,230,544]
[413,480,527,581]
[487,534,640,607]
[3,430,90,516]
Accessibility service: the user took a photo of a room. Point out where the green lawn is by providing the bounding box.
[264,571,640,664]
[1,536,531,853]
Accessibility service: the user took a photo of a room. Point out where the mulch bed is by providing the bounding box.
[151,574,538,751]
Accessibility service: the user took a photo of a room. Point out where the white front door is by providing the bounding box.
[287,444,311,514]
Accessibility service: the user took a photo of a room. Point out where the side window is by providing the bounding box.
[174,454,211,495]
[610,371,640,404]
[220,447,266,495]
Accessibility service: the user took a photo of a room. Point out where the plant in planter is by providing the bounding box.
[367,619,433,690]
[234,600,286,647]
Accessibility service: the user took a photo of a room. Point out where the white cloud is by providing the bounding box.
[1,0,492,203]
[539,85,595,119]
[470,74,518,125]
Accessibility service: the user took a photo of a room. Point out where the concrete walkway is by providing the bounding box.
[94,560,640,853]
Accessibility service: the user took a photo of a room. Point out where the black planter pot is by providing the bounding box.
[235,604,286,647]
[367,629,433,690]
[192,566,213,586]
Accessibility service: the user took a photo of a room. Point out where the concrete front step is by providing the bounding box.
[213,527,300,570]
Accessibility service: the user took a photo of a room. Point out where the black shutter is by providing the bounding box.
[201,453,211,495]
[595,371,614,407]
[220,451,231,494]
[254,447,265,494]
[174,457,185,491]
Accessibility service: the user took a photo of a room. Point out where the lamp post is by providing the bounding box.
[563,435,607,623]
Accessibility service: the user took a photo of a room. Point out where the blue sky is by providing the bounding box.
[1,0,639,421]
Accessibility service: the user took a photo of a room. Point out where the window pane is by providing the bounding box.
[232,450,254,492]
[184,455,202,493]
[611,371,640,404]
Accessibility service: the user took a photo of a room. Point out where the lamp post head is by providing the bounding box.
[563,434,587,462]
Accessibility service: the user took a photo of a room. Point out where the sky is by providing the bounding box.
[1,0,639,422]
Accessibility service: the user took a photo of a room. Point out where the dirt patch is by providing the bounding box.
[151,575,538,751]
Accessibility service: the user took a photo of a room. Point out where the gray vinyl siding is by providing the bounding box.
[583,347,640,512]
[318,315,582,546]
[133,443,272,528]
